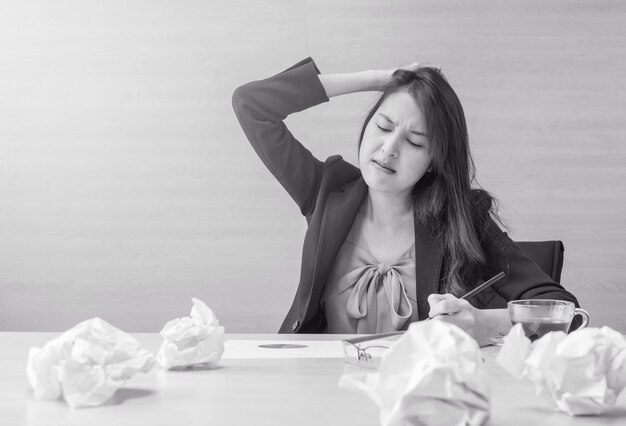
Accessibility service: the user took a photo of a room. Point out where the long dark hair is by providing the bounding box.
[358,67,507,296]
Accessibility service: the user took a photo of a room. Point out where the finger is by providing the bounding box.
[431,311,458,323]
[427,293,456,305]
[425,62,441,71]
[429,299,469,318]
[427,294,457,318]
[399,60,420,71]
[427,293,447,306]
[431,312,473,336]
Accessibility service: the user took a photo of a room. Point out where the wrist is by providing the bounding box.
[373,69,393,91]
[473,308,491,347]
[319,70,391,97]
[475,308,513,347]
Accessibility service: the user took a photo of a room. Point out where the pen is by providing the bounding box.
[460,271,506,300]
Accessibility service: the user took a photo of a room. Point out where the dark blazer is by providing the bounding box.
[232,57,579,334]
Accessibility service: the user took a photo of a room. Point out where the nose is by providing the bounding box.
[380,133,401,158]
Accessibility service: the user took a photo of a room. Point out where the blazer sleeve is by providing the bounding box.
[231,57,330,217]
[483,216,580,306]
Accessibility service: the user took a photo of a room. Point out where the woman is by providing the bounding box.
[232,57,579,345]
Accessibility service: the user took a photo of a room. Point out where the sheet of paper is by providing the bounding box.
[223,340,344,359]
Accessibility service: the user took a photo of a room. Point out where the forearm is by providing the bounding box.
[232,57,327,216]
[475,308,512,347]
[319,70,391,98]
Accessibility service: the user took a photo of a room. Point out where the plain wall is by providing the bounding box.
[1,0,625,332]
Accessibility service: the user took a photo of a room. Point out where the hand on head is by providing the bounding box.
[397,60,421,72]
[396,60,441,73]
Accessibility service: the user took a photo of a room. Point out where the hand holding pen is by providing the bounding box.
[427,272,507,346]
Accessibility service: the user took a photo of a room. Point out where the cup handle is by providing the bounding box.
[573,308,590,330]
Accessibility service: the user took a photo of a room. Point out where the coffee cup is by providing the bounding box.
[507,299,589,342]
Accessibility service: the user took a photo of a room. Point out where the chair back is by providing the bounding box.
[478,240,565,309]
[516,240,565,283]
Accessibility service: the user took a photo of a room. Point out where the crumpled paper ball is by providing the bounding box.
[497,323,626,415]
[156,297,224,369]
[26,317,155,408]
[339,320,490,426]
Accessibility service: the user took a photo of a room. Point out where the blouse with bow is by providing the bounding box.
[321,207,419,333]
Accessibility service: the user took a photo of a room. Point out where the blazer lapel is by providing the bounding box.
[303,177,367,322]
[302,175,444,324]
[414,220,443,320]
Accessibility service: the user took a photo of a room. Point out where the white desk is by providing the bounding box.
[1,333,625,425]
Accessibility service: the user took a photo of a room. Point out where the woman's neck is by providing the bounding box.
[364,190,413,232]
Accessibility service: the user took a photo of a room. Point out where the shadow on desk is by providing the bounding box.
[104,388,156,406]
[166,365,225,372]
[521,404,626,420]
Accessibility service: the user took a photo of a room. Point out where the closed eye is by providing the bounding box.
[378,125,424,148]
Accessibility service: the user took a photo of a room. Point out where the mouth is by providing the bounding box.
[372,160,396,174]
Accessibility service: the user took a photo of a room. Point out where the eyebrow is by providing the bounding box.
[379,113,427,137]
